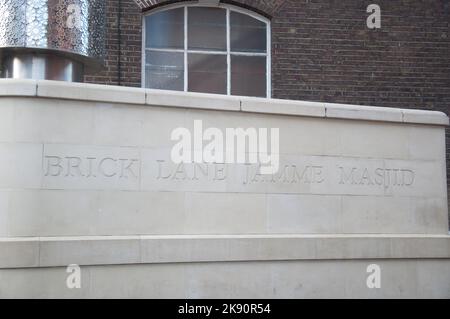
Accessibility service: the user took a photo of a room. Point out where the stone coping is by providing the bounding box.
[0,79,448,126]
[1,234,449,269]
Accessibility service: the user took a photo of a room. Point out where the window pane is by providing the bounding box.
[145,8,184,49]
[188,7,226,51]
[231,55,266,97]
[145,51,184,91]
[230,11,267,53]
[188,53,227,94]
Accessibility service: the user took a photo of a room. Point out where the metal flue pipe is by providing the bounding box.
[0,0,106,82]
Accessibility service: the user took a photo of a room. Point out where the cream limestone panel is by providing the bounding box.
[0,100,14,142]
[91,191,186,235]
[4,190,186,237]
[92,103,189,148]
[88,264,187,298]
[139,236,316,264]
[2,235,450,269]
[0,264,185,298]
[39,236,141,267]
[140,107,189,148]
[13,98,95,144]
[8,97,184,149]
[415,259,450,298]
[42,144,140,191]
[409,197,449,234]
[381,159,445,197]
[185,261,273,298]
[342,196,410,234]
[184,193,267,234]
[0,266,91,298]
[0,259,448,298]
[264,116,342,156]
[0,143,42,189]
[2,96,447,163]
[337,121,410,159]
[408,124,446,161]
[92,103,148,147]
[389,236,450,259]
[266,194,342,234]
[269,259,362,298]
[0,238,39,268]
[0,192,9,236]
[341,196,449,234]
[183,108,340,156]
[5,190,98,237]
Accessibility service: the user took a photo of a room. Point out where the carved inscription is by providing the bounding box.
[42,145,141,190]
[243,164,325,185]
[42,146,420,193]
[153,160,416,189]
[44,156,139,179]
[338,167,415,187]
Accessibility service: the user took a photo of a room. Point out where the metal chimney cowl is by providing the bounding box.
[0,0,106,82]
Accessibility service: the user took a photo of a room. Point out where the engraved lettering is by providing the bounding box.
[214,164,227,181]
[157,160,171,180]
[313,166,324,184]
[86,157,97,178]
[339,167,358,185]
[193,163,208,181]
[402,169,415,186]
[99,158,117,178]
[172,163,188,180]
[45,156,63,177]
[375,168,384,185]
[65,157,83,177]
[360,168,374,185]
[119,159,139,179]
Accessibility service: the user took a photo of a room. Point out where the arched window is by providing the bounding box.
[142,3,271,98]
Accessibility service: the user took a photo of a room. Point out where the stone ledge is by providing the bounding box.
[146,88,241,111]
[324,102,404,123]
[402,109,450,126]
[0,79,447,126]
[36,81,146,105]
[0,79,37,97]
[240,97,325,117]
[0,234,449,269]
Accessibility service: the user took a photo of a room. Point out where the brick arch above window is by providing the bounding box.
[133,0,288,17]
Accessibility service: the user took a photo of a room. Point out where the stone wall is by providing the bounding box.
[0,80,449,297]
[84,0,450,214]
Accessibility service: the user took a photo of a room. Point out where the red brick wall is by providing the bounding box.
[85,0,142,87]
[85,0,450,212]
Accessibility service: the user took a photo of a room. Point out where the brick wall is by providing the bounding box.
[85,0,450,215]
[85,0,142,87]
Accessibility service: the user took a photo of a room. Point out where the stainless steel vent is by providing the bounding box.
[0,0,106,82]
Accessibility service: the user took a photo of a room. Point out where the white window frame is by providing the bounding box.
[141,2,272,98]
